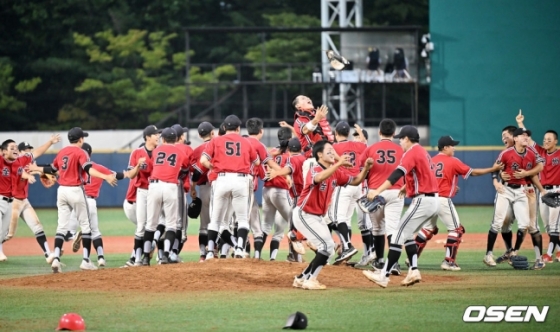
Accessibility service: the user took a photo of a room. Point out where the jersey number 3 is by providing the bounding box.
[155,152,177,166]
[225,142,241,156]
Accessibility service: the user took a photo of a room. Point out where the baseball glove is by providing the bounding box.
[187,197,202,219]
[357,195,386,213]
[541,192,560,208]
[40,173,57,188]
[510,255,530,270]
[325,50,350,70]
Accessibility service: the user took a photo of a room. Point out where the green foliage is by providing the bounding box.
[245,13,321,81]
[0,58,41,111]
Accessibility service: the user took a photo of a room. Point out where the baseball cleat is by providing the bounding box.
[80,260,98,271]
[292,276,305,288]
[169,252,180,263]
[333,245,358,265]
[46,253,56,264]
[532,259,545,270]
[141,255,150,266]
[371,258,385,271]
[234,248,244,258]
[198,256,206,263]
[98,258,106,267]
[441,260,461,271]
[51,260,61,273]
[363,270,389,288]
[483,254,497,267]
[353,254,371,268]
[401,268,421,286]
[205,251,215,260]
[302,277,327,290]
[0,252,7,262]
[541,254,553,263]
[160,255,169,264]
[495,250,512,264]
[72,230,82,253]
[555,252,560,262]
[390,263,402,276]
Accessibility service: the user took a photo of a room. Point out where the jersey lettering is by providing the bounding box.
[511,162,520,171]
[435,162,444,178]
[319,181,327,191]
[61,156,69,170]
[225,142,241,156]
[155,152,178,167]
[553,158,560,166]
[275,155,282,164]
[2,167,9,176]
[17,167,23,175]
[526,162,533,170]
[376,150,396,164]
[345,152,357,167]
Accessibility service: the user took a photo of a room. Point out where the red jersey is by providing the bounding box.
[175,143,194,192]
[128,146,155,189]
[190,140,211,185]
[360,139,404,190]
[333,140,367,176]
[202,133,258,174]
[11,153,34,199]
[532,143,560,186]
[431,153,472,198]
[298,164,353,215]
[248,136,272,191]
[151,144,190,184]
[294,113,324,152]
[125,177,137,202]
[264,152,290,190]
[286,153,307,198]
[496,147,544,185]
[84,163,113,198]
[397,144,439,197]
[52,145,91,186]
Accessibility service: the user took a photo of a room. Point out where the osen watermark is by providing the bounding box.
[463,306,549,322]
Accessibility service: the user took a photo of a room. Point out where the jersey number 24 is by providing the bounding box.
[155,152,177,166]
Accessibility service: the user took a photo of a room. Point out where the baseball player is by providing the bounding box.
[29,127,117,273]
[190,122,215,262]
[516,113,560,262]
[362,125,439,288]
[68,143,135,267]
[200,115,259,259]
[261,126,292,261]
[292,140,373,290]
[0,136,61,262]
[413,136,502,270]
[128,125,160,266]
[483,127,545,269]
[358,119,405,272]
[292,96,333,182]
[329,121,367,264]
[141,128,190,265]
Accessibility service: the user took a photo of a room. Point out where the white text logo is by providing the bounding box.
[463,306,549,322]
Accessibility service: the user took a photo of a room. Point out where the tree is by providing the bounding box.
[0,58,41,112]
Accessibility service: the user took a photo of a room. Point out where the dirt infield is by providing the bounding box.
[0,259,463,292]
[3,232,536,257]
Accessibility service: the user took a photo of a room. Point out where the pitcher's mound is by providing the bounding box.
[0,260,462,292]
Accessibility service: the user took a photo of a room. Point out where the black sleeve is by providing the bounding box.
[387,168,405,185]
[84,164,93,174]
[191,169,202,182]
[115,171,125,180]
[42,165,56,175]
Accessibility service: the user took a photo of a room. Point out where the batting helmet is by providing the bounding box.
[56,313,86,331]
[188,197,202,219]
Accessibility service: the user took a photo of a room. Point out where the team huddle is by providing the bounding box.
[1,101,558,289]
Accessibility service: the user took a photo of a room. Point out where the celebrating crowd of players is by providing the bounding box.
[0,103,558,289]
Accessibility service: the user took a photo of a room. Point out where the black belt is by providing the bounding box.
[413,193,436,198]
[127,200,134,204]
[200,181,209,185]
[506,184,522,189]
[87,196,96,199]
[218,173,248,177]
[543,185,559,190]
[1,196,14,203]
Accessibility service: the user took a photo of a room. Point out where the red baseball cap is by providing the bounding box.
[56,313,86,331]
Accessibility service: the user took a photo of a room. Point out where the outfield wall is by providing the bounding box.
[29,150,501,208]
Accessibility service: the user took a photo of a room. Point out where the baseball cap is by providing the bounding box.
[224,115,242,130]
[288,138,302,152]
[143,125,161,139]
[437,136,460,149]
[283,311,308,330]
[353,130,369,140]
[68,127,89,141]
[393,125,420,140]
[218,123,226,136]
[198,122,215,136]
[161,127,177,141]
[171,124,184,138]
[81,142,92,156]
[513,127,530,137]
[335,121,350,136]
[18,142,33,151]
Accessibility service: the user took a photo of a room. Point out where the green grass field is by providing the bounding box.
[1,206,558,332]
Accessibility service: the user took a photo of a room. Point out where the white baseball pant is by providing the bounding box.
[146,181,179,232]
[540,186,560,234]
[198,184,211,235]
[526,186,540,233]
[423,197,462,232]
[491,186,530,233]
[56,186,90,234]
[368,189,404,237]
[209,174,252,233]
[293,206,334,257]
[262,187,292,242]
[0,198,12,244]
[249,191,263,238]
[123,200,137,225]
[393,195,440,245]
[9,198,43,237]
[135,188,148,237]
[328,185,361,227]
[69,197,101,239]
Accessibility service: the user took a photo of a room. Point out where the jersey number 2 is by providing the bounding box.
[225,142,241,156]
[155,152,177,166]
[435,162,444,178]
